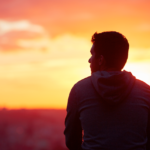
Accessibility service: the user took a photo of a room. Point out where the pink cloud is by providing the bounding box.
[0,20,48,52]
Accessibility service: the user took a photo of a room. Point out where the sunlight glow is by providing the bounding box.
[124,62,150,85]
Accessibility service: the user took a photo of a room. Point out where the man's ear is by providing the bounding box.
[98,55,105,66]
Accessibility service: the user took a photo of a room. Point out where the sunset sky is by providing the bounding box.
[1,0,150,109]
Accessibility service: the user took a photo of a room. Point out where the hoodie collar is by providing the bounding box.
[91,70,135,105]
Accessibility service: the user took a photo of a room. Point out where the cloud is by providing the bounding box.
[0,20,44,35]
[0,33,91,65]
[0,20,49,52]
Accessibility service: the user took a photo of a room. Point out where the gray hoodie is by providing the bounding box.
[64,71,150,150]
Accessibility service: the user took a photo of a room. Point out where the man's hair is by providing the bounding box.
[91,31,129,70]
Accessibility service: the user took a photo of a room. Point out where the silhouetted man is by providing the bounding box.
[64,31,150,150]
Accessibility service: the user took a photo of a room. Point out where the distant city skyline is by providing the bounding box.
[0,109,67,150]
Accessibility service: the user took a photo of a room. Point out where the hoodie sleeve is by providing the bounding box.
[146,109,150,150]
[64,85,83,150]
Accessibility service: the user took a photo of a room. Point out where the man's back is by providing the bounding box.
[64,71,150,150]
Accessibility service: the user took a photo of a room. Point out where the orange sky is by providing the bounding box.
[0,0,150,109]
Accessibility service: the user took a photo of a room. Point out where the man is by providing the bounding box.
[64,31,150,150]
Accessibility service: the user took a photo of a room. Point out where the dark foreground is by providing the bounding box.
[0,108,68,150]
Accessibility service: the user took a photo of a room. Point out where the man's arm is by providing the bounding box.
[64,85,83,150]
[147,111,150,150]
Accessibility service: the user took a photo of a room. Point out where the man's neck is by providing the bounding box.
[100,67,121,72]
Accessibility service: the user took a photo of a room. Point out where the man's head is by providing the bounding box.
[89,31,129,74]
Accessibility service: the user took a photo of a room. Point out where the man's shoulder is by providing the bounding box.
[74,76,91,87]
[72,76,97,97]
[72,76,93,92]
[133,78,150,96]
[135,78,150,89]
